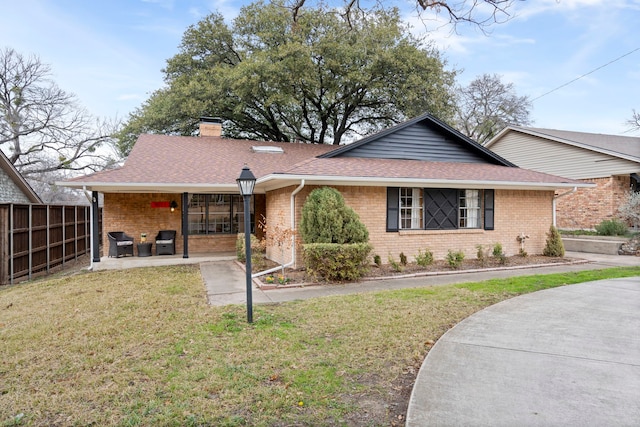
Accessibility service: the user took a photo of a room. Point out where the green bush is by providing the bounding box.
[399,252,407,266]
[373,254,382,267]
[303,243,372,282]
[595,219,628,236]
[446,250,465,269]
[388,254,402,272]
[414,249,434,267]
[492,242,503,258]
[299,187,369,244]
[543,225,565,257]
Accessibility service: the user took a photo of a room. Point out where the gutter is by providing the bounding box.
[82,186,95,271]
[552,186,577,227]
[252,179,305,278]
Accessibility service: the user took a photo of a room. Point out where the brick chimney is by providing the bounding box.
[199,116,222,137]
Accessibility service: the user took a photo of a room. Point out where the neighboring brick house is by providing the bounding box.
[60,114,589,266]
[485,127,640,230]
[0,149,42,204]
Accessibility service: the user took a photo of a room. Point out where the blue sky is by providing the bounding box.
[2,0,639,136]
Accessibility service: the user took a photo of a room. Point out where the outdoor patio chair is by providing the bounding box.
[107,231,134,258]
[155,230,176,255]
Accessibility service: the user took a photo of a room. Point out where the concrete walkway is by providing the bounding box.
[406,276,640,426]
[201,252,638,306]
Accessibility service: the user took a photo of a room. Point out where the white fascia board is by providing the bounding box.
[256,174,595,191]
[54,181,259,194]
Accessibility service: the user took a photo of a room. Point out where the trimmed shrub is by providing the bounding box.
[373,254,382,267]
[543,225,565,257]
[595,219,628,236]
[415,249,434,267]
[303,243,372,282]
[300,187,368,244]
[446,250,465,269]
[492,242,503,258]
[399,252,408,266]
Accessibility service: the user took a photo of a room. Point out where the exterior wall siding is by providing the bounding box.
[339,123,489,163]
[490,132,639,179]
[556,175,632,229]
[265,185,554,267]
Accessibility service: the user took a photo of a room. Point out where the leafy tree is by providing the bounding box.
[0,47,119,186]
[300,187,368,244]
[453,73,532,144]
[116,1,456,155]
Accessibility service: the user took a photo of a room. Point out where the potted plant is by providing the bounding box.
[140,233,147,243]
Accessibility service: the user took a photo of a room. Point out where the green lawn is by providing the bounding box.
[1,266,638,426]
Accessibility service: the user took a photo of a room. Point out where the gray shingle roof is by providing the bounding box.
[64,132,589,192]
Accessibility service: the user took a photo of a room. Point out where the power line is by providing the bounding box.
[531,47,640,102]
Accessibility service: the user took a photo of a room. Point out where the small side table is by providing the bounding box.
[137,242,152,257]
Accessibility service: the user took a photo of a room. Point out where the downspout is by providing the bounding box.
[252,180,305,278]
[82,186,95,271]
[553,187,577,227]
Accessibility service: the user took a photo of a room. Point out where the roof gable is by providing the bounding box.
[321,113,515,166]
[0,150,42,204]
[488,126,640,163]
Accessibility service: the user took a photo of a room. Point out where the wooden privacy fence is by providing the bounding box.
[0,204,102,285]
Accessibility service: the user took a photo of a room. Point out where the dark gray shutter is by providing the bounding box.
[484,189,494,230]
[386,187,399,232]
[424,189,457,229]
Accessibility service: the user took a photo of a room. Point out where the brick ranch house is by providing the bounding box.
[59,114,591,268]
[486,126,640,230]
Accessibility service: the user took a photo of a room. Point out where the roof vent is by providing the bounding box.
[252,146,284,154]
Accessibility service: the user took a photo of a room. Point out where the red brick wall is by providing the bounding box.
[103,193,266,255]
[265,185,555,267]
[556,175,631,229]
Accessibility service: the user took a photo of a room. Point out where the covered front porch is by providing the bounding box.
[90,251,237,271]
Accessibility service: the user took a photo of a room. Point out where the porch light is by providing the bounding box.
[236,165,256,197]
[170,200,178,212]
[236,165,256,323]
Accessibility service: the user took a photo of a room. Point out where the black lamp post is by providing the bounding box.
[236,165,256,323]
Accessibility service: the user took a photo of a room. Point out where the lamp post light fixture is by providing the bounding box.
[236,165,256,323]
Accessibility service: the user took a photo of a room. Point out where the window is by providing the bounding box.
[387,187,493,231]
[459,190,480,228]
[187,194,253,235]
[400,188,423,229]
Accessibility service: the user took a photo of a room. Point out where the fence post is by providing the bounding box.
[92,192,100,262]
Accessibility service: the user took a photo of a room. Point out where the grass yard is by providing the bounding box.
[1,265,639,426]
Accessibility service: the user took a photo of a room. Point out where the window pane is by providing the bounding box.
[232,195,254,233]
[187,194,207,235]
[400,188,423,229]
[208,194,231,233]
[459,190,481,228]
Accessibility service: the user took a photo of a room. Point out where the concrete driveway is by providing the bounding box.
[406,276,640,426]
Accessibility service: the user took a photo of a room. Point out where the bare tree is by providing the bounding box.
[453,73,531,144]
[0,47,119,183]
[626,109,640,133]
[286,0,517,28]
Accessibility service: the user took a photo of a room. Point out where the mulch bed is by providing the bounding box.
[253,254,583,288]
